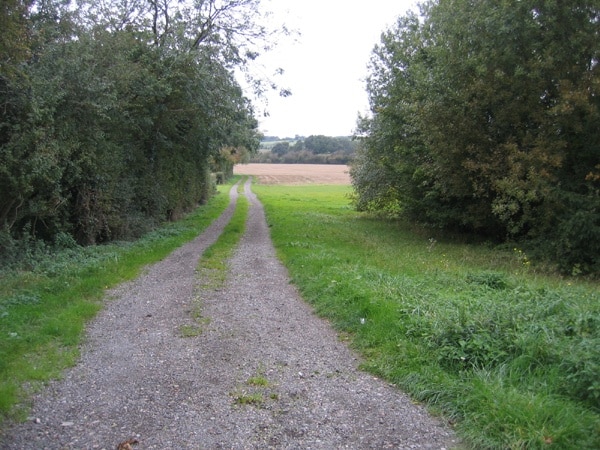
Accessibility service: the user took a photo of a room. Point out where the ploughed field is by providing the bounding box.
[233,163,351,185]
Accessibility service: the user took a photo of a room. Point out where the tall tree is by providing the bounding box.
[0,0,32,74]
[352,0,600,272]
[351,12,433,217]
[1,0,266,257]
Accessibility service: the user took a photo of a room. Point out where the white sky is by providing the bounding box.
[252,0,419,138]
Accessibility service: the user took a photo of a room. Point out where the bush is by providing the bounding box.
[561,336,600,408]
[0,225,50,270]
[553,209,600,275]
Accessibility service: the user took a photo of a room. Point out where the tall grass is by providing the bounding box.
[0,182,236,422]
[253,184,600,449]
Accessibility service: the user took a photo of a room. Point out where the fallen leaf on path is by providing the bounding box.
[117,438,139,450]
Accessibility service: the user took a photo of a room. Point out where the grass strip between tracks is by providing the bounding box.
[197,179,249,290]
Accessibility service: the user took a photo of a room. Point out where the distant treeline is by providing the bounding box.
[252,135,358,164]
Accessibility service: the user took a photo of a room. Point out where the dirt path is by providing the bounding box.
[1,179,457,449]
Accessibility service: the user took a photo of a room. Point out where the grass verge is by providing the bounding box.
[253,184,600,450]
[0,182,236,423]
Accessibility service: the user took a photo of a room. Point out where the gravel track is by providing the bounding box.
[1,179,458,449]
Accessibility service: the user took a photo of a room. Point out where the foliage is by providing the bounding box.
[212,146,253,179]
[303,135,352,154]
[352,0,600,274]
[0,0,32,77]
[253,135,358,164]
[254,184,600,449]
[0,0,276,262]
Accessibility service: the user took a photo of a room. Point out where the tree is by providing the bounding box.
[352,0,600,272]
[351,13,432,218]
[304,135,344,154]
[0,0,34,231]
[0,0,80,242]
[76,0,285,95]
[420,0,599,236]
[0,0,32,75]
[272,142,290,156]
[0,0,265,257]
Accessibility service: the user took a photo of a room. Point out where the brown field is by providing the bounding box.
[233,163,351,185]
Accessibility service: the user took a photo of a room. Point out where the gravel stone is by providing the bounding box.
[1,179,458,449]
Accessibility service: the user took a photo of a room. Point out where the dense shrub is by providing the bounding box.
[351,0,600,274]
[0,0,267,266]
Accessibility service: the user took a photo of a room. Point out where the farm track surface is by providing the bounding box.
[1,178,457,449]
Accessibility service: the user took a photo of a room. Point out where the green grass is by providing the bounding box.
[246,375,270,387]
[197,183,248,289]
[0,182,237,423]
[184,181,249,337]
[231,369,277,407]
[231,391,265,406]
[252,184,600,450]
[178,324,202,338]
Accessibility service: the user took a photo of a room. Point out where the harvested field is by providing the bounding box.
[233,163,351,185]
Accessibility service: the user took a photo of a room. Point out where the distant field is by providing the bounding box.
[233,163,351,185]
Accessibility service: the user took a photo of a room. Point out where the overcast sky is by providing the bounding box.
[251,0,418,138]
